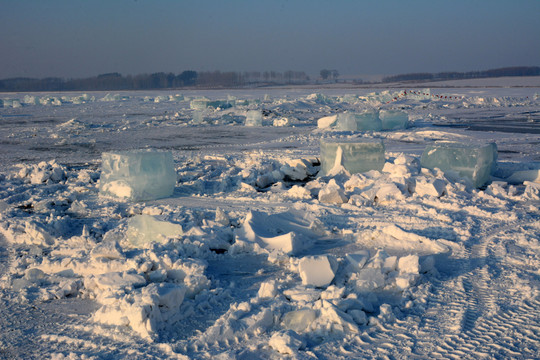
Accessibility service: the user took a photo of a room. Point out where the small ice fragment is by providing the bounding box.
[190,97,210,110]
[398,255,420,274]
[126,214,183,248]
[298,255,336,287]
[318,179,348,204]
[317,115,338,129]
[192,110,204,123]
[346,250,370,270]
[282,309,317,332]
[283,286,321,302]
[91,240,125,260]
[337,111,382,131]
[415,177,446,197]
[379,109,409,130]
[420,141,497,188]
[86,271,146,292]
[215,207,230,226]
[320,138,385,176]
[245,110,263,126]
[352,268,386,290]
[25,268,46,283]
[506,169,540,184]
[99,150,176,201]
[269,330,306,355]
[258,280,278,298]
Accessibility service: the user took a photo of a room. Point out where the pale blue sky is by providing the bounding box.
[1,0,539,79]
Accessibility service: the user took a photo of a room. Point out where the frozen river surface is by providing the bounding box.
[0,86,539,359]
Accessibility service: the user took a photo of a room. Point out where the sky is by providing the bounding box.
[1,0,539,80]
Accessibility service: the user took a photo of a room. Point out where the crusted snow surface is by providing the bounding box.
[0,87,539,359]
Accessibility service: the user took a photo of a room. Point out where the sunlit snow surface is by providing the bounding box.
[0,86,539,359]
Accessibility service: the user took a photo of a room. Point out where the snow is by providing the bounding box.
[0,84,539,359]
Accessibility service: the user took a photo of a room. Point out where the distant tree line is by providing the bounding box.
[319,69,339,81]
[0,70,310,92]
[0,71,198,92]
[382,66,540,83]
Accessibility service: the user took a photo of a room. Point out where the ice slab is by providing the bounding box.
[319,138,385,176]
[126,214,183,248]
[506,169,540,184]
[337,111,382,131]
[379,109,409,130]
[282,309,317,332]
[245,110,263,126]
[317,115,338,129]
[99,150,176,201]
[346,250,370,270]
[190,97,210,110]
[298,255,336,287]
[421,141,497,188]
[235,210,320,255]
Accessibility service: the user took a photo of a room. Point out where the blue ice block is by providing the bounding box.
[320,138,385,175]
[379,110,409,130]
[99,150,176,201]
[421,141,497,188]
[337,111,382,131]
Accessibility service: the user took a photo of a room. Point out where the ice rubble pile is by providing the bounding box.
[99,150,177,201]
[14,160,67,185]
[1,144,540,353]
[421,141,498,188]
[319,138,385,176]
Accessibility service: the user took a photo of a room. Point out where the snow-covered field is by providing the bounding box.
[0,85,539,359]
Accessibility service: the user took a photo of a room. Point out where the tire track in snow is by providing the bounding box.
[415,221,540,359]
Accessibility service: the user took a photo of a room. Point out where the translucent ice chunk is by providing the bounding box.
[190,97,210,110]
[99,150,176,201]
[126,214,183,248]
[192,110,204,124]
[245,110,263,126]
[421,141,497,188]
[379,109,409,130]
[298,255,336,287]
[320,139,385,176]
[337,111,382,131]
[282,309,317,332]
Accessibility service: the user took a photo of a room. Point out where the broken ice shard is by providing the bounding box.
[319,138,385,176]
[245,110,263,126]
[337,111,382,131]
[99,150,176,201]
[379,109,409,130]
[420,141,497,188]
[126,214,183,248]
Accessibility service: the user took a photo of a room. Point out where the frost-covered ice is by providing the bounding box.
[99,150,176,201]
[0,85,539,359]
[421,141,497,188]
